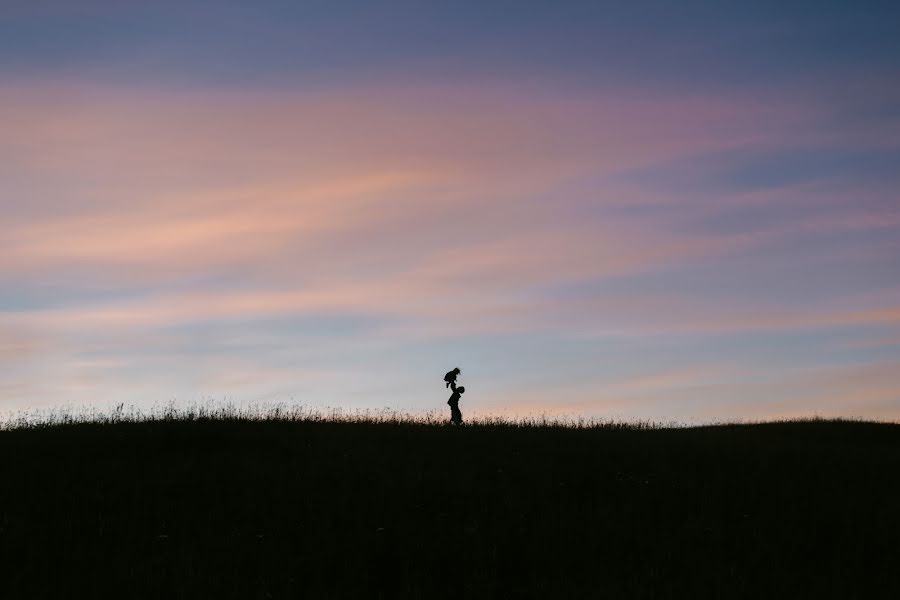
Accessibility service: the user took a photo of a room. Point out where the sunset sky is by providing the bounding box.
[2,1,899,421]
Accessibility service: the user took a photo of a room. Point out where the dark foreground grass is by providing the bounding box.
[1,412,898,599]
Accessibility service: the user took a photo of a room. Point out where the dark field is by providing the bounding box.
[1,416,898,599]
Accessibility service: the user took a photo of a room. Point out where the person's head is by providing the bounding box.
[454,367,461,374]
[457,386,465,394]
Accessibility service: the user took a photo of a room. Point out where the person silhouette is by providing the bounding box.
[444,367,461,389]
[448,382,465,425]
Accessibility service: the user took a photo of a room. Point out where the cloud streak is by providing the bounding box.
[1,72,898,419]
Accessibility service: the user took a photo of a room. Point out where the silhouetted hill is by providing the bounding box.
[1,417,898,598]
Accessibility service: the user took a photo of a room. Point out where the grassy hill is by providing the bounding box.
[1,414,898,598]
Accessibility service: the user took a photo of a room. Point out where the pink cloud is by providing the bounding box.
[5,82,792,345]
[0,79,844,296]
[2,79,897,418]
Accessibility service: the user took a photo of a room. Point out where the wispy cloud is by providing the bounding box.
[1,75,898,418]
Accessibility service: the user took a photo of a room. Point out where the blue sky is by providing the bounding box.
[1,1,898,420]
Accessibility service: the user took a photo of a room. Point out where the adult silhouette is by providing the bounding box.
[448,382,465,425]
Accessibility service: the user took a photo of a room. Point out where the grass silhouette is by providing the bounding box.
[1,405,898,598]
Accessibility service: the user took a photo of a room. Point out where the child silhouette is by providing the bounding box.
[444,367,461,389]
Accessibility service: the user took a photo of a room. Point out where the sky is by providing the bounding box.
[1,1,899,421]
